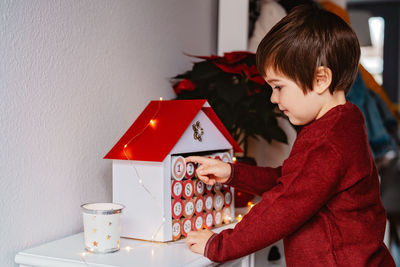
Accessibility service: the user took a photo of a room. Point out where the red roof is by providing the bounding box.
[104,99,242,162]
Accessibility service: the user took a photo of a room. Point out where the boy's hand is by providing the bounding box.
[186,230,215,255]
[185,156,231,185]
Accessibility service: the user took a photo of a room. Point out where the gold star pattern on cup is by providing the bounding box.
[93,241,98,247]
[106,235,111,240]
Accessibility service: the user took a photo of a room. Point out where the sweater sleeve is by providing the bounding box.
[205,143,343,262]
[225,163,282,196]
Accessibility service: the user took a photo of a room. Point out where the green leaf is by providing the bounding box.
[172,71,191,80]
[215,83,245,105]
[191,61,222,81]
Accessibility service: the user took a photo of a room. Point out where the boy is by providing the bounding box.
[185,4,395,266]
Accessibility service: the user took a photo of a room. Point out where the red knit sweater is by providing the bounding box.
[205,102,395,266]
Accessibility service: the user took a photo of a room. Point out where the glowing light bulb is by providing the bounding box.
[223,216,232,224]
[232,157,237,163]
[247,201,255,209]
[124,144,128,148]
[236,214,243,222]
[149,119,156,126]
[125,246,132,252]
[138,179,143,184]
[80,252,87,257]
[159,97,163,101]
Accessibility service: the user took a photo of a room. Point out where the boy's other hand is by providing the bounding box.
[185,156,231,185]
[186,230,215,255]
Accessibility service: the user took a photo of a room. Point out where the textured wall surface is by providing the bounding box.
[0,1,217,265]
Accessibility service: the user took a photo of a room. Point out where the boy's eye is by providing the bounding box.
[274,86,282,90]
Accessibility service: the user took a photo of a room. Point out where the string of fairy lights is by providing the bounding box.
[80,98,172,262]
[121,98,167,241]
[79,97,253,261]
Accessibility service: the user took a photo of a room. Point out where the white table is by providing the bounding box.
[15,224,255,267]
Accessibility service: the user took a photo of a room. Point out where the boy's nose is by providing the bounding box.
[270,90,279,104]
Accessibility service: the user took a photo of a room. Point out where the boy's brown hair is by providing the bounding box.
[256,4,360,94]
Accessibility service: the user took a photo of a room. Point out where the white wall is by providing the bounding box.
[0,1,217,266]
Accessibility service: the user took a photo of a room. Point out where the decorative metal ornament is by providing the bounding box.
[192,121,204,142]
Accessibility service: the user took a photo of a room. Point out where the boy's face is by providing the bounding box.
[265,68,325,126]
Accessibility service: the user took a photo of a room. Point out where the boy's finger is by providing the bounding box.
[186,237,194,246]
[186,156,211,165]
[202,177,215,185]
[189,243,200,253]
[197,165,220,176]
[206,178,216,185]
[196,174,217,185]
[196,174,210,184]
[187,231,199,238]
[186,231,200,244]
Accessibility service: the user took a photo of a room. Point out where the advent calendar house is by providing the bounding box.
[104,99,242,242]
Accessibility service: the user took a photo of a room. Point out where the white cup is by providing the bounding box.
[81,202,125,253]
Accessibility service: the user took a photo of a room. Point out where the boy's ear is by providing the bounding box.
[313,66,332,94]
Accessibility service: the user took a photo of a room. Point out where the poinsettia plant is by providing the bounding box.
[171,51,287,156]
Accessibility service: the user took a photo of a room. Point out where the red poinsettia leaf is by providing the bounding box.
[173,79,196,95]
[214,63,249,74]
[248,75,265,85]
[246,65,259,76]
[244,65,265,85]
[223,51,253,64]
